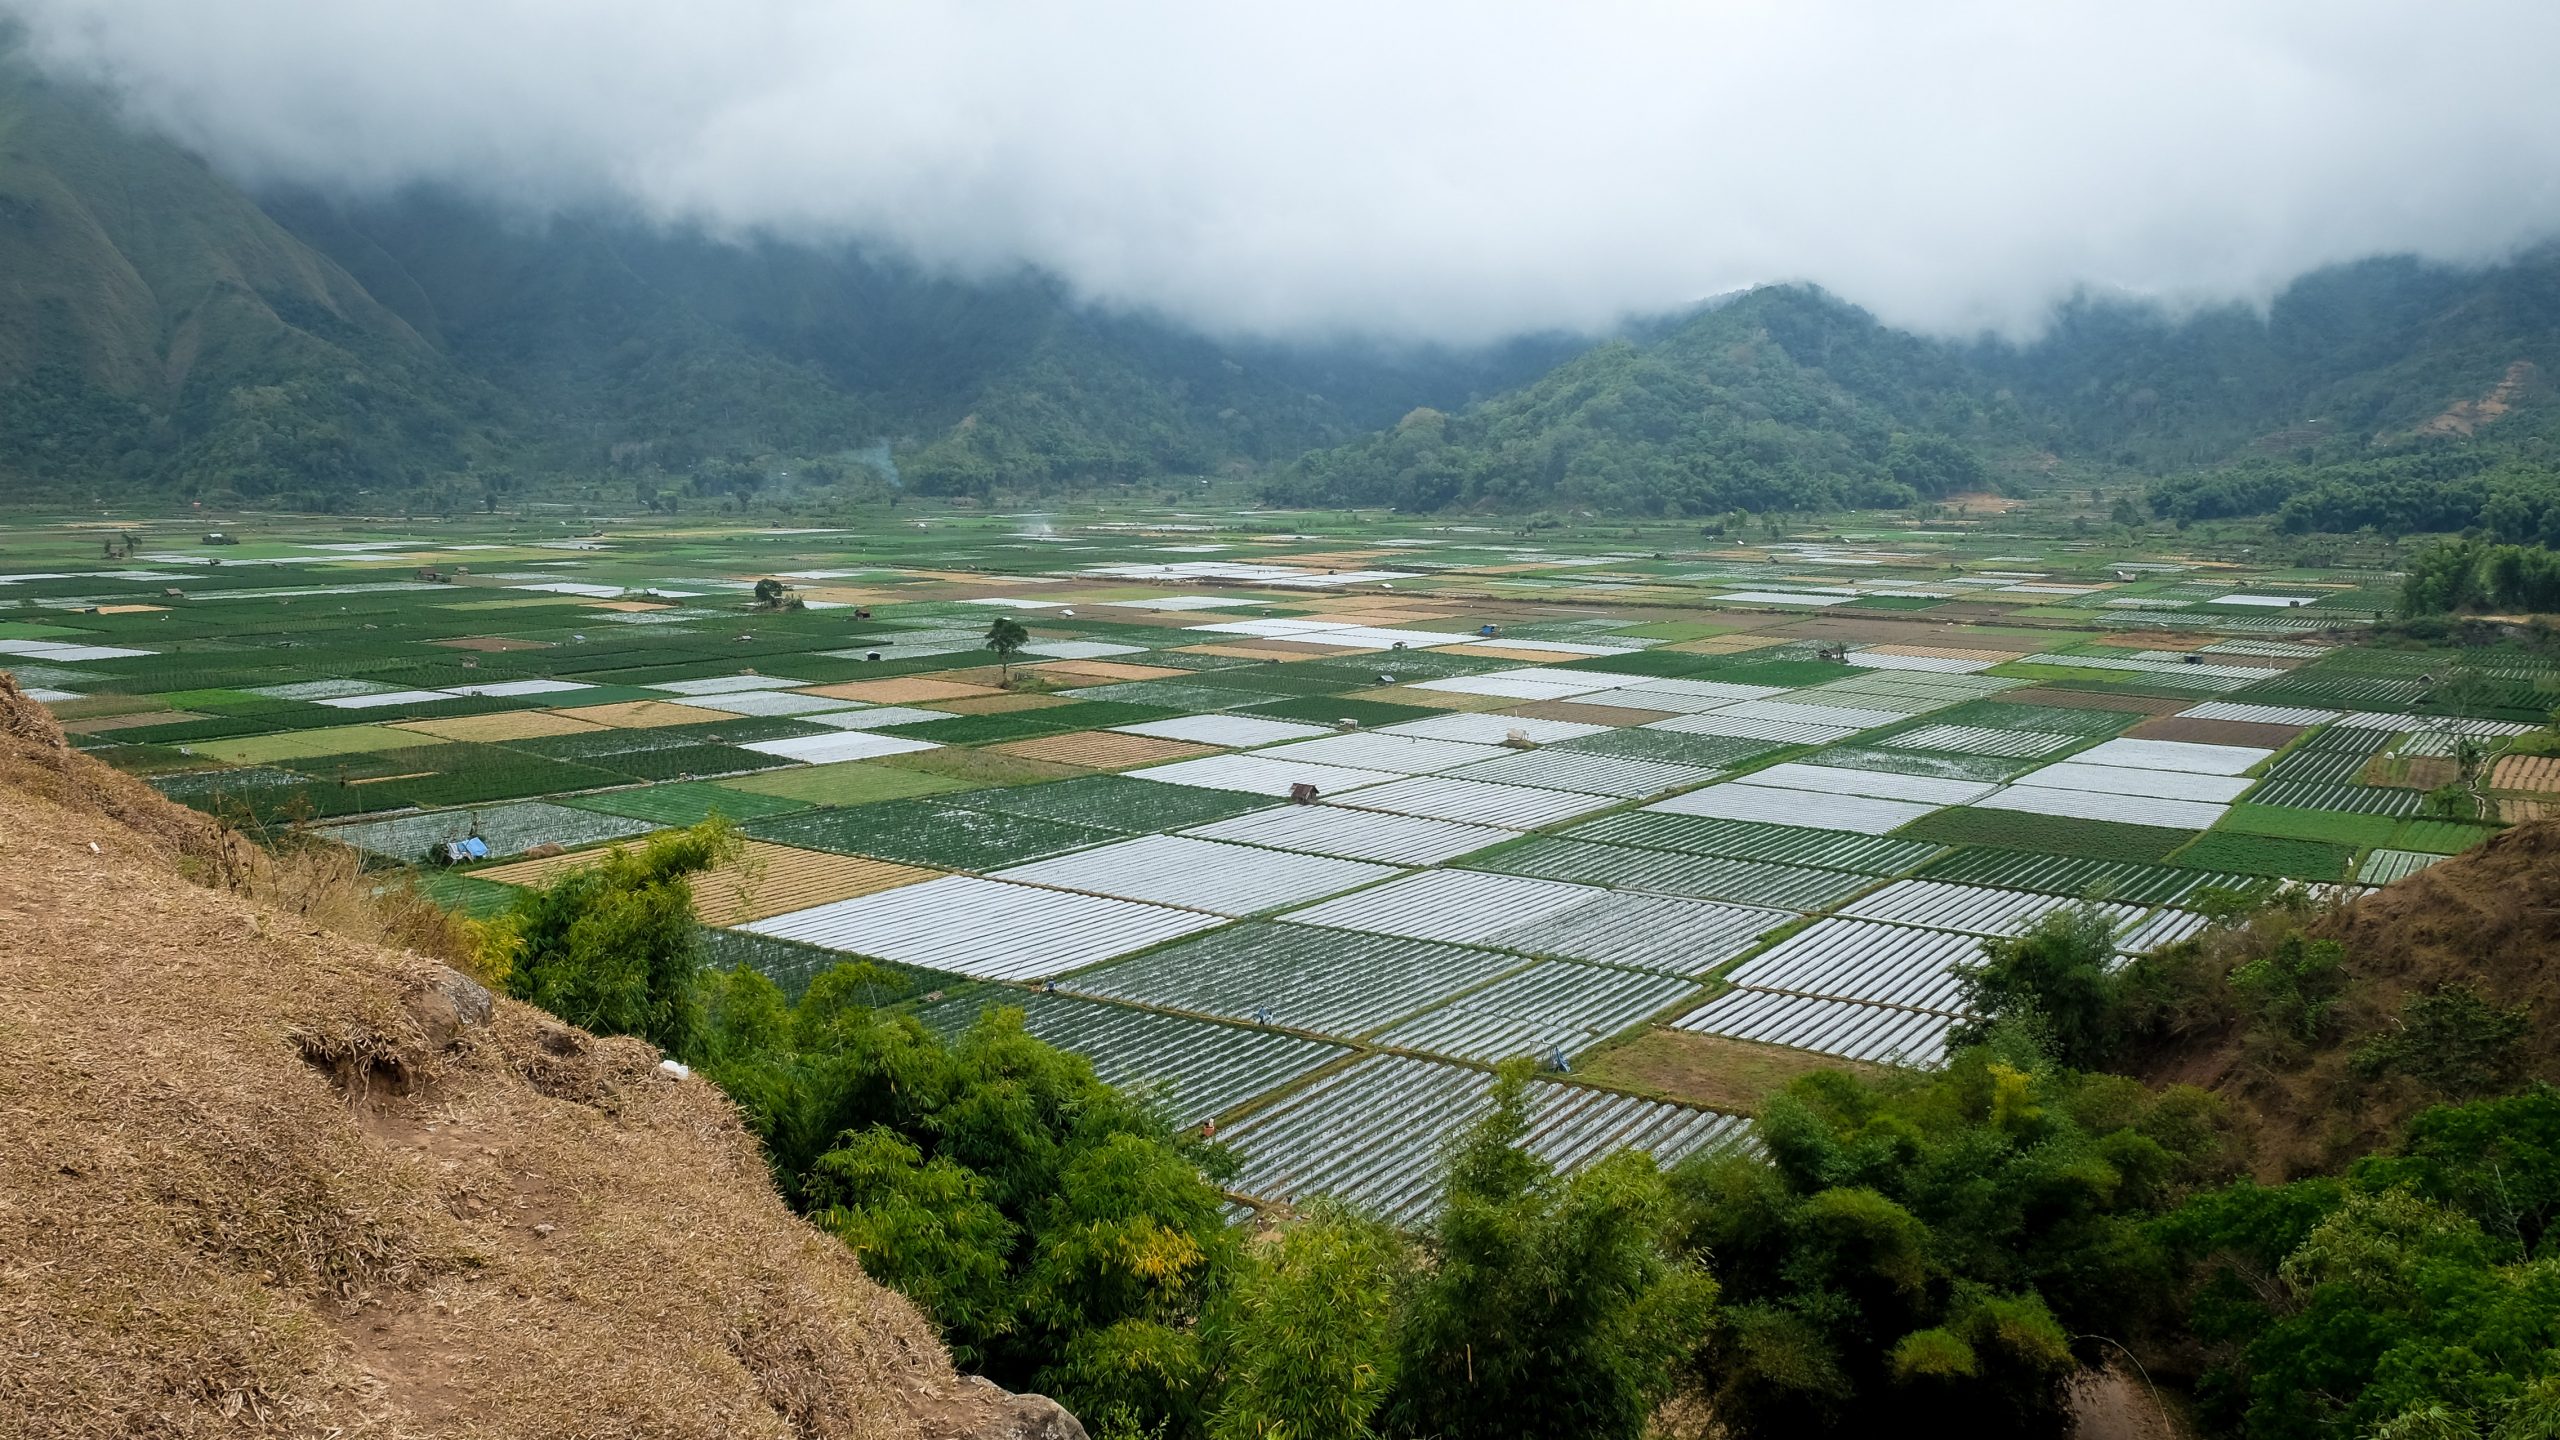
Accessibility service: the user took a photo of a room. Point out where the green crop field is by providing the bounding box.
[5,499,2543,1205]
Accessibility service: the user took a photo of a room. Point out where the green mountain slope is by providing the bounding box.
[1267,286,2052,515]
[1967,251,2560,536]
[11,32,2560,523]
[0,63,506,502]
[1281,254,2560,519]
[1978,250,2560,466]
[268,192,1579,496]
[0,52,1565,508]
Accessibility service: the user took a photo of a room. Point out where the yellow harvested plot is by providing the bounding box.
[1867,643,2027,663]
[56,709,204,735]
[1024,659,1189,683]
[394,710,608,742]
[989,730,1220,770]
[1666,633,1792,654]
[477,839,939,925]
[806,677,997,704]
[1436,642,1578,662]
[549,699,734,728]
[2491,755,2560,794]
[196,725,448,765]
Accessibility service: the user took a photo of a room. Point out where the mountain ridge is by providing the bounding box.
[6,43,2560,521]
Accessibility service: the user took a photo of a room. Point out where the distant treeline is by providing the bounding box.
[2149,445,2560,539]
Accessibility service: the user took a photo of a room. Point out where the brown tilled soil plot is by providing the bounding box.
[1764,614,1948,645]
[477,839,940,924]
[548,699,735,728]
[2125,716,2307,748]
[395,709,610,742]
[2364,754,2459,790]
[990,730,1221,771]
[2492,754,2560,794]
[1024,658,1189,683]
[1578,1028,1880,1113]
[2091,630,2218,651]
[805,677,999,704]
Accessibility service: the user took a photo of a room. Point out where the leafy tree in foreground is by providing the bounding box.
[1952,902,2121,1068]
[1383,1060,1719,1440]
[1675,1046,2225,1440]
[2161,1087,2560,1440]
[2354,984,2534,1100]
[698,973,1242,1433]
[496,819,740,1056]
[1207,1202,1411,1440]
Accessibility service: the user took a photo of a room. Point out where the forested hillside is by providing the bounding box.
[0,53,1564,509]
[9,32,2560,521]
[1277,251,2560,518]
[0,60,509,502]
[1266,285,2052,515]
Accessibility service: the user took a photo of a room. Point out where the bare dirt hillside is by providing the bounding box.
[0,675,1080,1439]
[2124,821,2560,1179]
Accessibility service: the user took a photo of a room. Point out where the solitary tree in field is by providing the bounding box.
[753,577,787,609]
[984,615,1030,681]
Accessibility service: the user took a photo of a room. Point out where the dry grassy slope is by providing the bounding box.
[0,676,1080,1440]
[2128,821,2560,1179]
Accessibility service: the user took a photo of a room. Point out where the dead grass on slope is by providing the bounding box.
[0,673,1074,1439]
[2119,820,2560,1180]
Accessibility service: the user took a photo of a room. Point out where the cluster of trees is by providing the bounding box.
[2145,448,2560,539]
[2166,1089,2560,1440]
[485,821,2559,1439]
[2401,539,2560,615]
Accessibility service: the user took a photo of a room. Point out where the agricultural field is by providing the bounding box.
[5,504,2545,1217]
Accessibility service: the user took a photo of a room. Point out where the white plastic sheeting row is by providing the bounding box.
[1379,711,1612,744]
[1887,723,2082,758]
[1327,774,1623,829]
[1742,762,1999,807]
[1441,749,1721,798]
[1373,961,1700,1063]
[992,833,1398,916]
[1676,990,1955,1066]
[1062,922,1527,1038]
[1724,919,1978,1013]
[1253,732,1512,774]
[1284,869,1784,973]
[745,876,1223,980]
[1182,804,1515,865]
[1646,782,1937,833]
[1223,1055,1749,1223]
[1839,880,2147,938]
[1129,752,1406,798]
[2009,761,2255,804]
[741,731,940,764]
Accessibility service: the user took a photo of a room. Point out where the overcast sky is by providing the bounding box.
[13,1,2560,344]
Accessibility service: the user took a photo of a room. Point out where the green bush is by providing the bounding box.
[2354,985,2532,1099]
